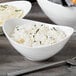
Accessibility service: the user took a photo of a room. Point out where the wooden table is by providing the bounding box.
[0,1,76,76]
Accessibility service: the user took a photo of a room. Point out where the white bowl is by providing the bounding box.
[2,19,74,61]
[0,1,32,35]
[37,0,76,29]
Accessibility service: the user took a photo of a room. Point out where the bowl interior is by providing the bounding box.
[3,19,74,45]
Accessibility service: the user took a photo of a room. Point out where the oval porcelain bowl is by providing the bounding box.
[3,18,74,61]
[0,1,32,35]
[37,0,76,29]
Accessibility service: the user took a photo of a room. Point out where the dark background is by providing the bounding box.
[27,0,36,3]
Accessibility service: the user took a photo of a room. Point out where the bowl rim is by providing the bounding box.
[3,19,74,49]
[37,0,76,8]
[47,0,63,6]
[37,0,62,7]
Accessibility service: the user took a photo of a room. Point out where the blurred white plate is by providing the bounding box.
[0,1,32,35]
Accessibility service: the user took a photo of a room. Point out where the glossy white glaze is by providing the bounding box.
[37,0,76,28]
[3,19,74,61]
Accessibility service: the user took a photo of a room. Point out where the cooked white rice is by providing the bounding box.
[11,24,66,47]
[0,5,24,26]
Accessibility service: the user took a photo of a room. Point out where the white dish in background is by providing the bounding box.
[3,18,74,61]
[0,1,32,35]
[37,0,76,30]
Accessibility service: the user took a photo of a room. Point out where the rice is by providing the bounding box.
[11,24,66,47]
[0,5,24,26]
